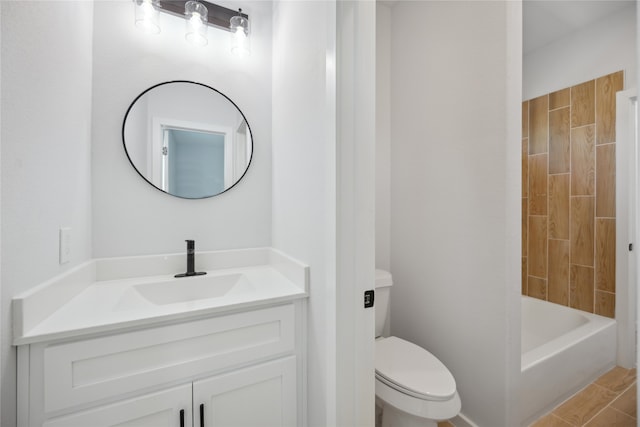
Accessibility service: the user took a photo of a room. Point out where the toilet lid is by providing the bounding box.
[375,336,456,401]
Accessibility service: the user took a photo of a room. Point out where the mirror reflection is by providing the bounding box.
[122,81,253,199]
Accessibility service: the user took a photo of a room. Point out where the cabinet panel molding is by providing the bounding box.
[194,356,297,427]
[42,384,192,427]
[43,304,294,414]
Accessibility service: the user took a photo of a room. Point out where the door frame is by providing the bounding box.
[615,88,637,368]
[335,1,376,425]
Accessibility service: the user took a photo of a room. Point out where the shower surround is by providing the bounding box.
[522,71,623,318]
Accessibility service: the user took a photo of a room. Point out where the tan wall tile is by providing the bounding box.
[571,125,596,196]
[522,100,529,138]
[549,174,569,239]
[529,216,548,278]
[548,239,570,306]
[571,80,596,127]
[522,138,529,198]
[522,74,620,309]
[528,276,547,300]
[530,95,549,154]
[596,218,616,292]
[549,88,570,110]
[529,154,548,215]
[571,196,595,266]
[595,291,615,318]
[596,144,616,217]
[570,264,595,312]
[522,198,528,256]
[549,108,570,174]
[596,71,624,145]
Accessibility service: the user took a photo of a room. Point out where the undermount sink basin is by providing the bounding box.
[133,273,252,305]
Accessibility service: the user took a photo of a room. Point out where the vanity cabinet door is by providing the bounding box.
[193,356,297,427]
[42,384,192,427]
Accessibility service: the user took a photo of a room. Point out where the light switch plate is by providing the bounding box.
[59,228,71,264]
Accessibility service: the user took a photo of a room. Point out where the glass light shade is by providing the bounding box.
[134,0,161,34]
[230,11,250,57]
[185,1,208,46]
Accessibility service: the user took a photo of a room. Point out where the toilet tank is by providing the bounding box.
[375,269,393,337]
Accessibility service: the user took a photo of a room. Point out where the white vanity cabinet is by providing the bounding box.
[18,303,303,427]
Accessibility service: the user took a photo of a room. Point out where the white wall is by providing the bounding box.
[0,3,3,420]
[0,2,94,425]
[524,3,637,100]
[376,4,391,271]
[271,2,337,425]
[92,0,272,257]
[384,2,521,426]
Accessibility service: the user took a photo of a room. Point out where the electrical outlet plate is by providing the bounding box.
[59,228,71,264]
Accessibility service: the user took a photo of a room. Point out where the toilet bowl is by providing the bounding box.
[374,270,461,427]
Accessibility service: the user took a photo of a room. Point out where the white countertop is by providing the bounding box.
[13,248,309,345]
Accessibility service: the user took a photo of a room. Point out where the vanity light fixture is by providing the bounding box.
[133,0,250,55]
[134,0,161,34]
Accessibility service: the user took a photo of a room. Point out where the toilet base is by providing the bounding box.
[377,400,438,427]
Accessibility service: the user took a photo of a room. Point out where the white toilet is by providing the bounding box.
[375,269,461,427]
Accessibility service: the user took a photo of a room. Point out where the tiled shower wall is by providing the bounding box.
[522,71,623,318]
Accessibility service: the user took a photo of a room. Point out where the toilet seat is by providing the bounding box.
[375,336,456,402]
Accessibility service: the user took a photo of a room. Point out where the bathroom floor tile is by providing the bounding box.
[583,407,636,427]
[553,384,617,425]
[609,384,637,418]
[531,366,638,427]
[595,366,635,393]
[437,421,454,427]
[529,413,574,427]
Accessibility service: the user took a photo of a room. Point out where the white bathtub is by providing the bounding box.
[520,296,616,426]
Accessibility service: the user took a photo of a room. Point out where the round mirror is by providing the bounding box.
[122,81,253,199]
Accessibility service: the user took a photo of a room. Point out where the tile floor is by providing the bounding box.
[437,366,636,427]
[530,366,637,427]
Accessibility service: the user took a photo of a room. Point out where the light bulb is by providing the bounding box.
[234,27,247,49]
[190,12,203,29]
[185,1,208,46]
[134,0,160,34]
[230,10,250,57]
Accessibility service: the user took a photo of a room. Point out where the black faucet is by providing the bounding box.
[175,240,207,278]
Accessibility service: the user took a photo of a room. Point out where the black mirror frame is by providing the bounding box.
[122,80,254,199]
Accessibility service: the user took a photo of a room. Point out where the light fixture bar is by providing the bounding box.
[158,0,248,32]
